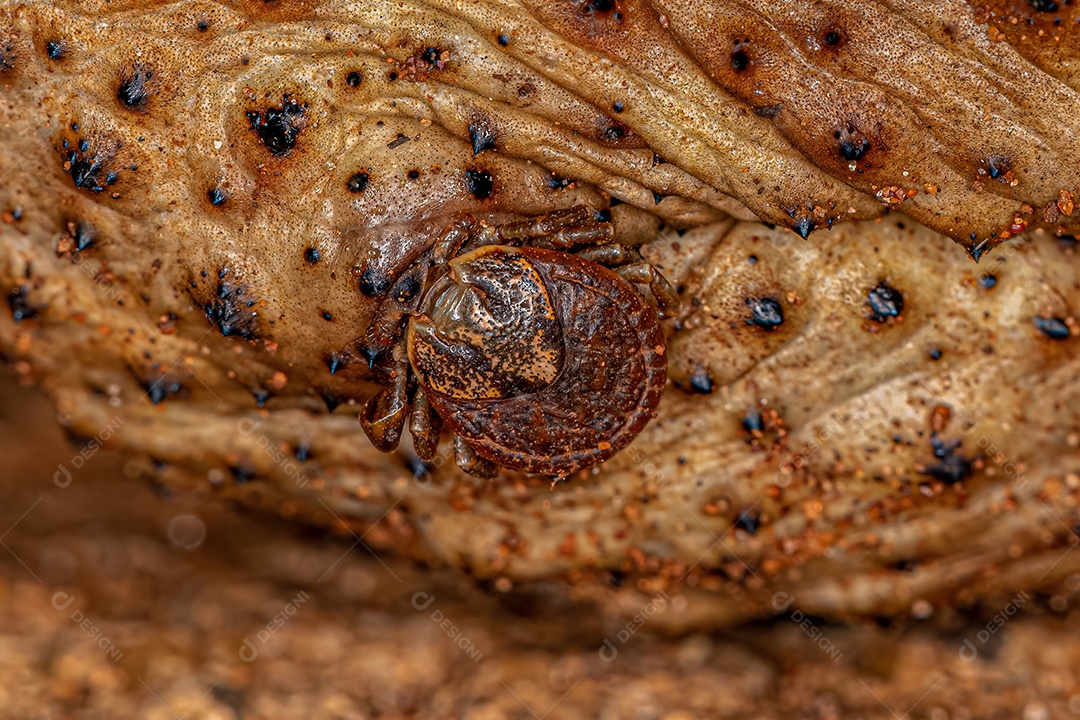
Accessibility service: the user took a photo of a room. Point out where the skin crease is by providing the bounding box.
[0,0,1078,626]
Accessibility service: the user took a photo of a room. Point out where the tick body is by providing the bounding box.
[359,206,676,477]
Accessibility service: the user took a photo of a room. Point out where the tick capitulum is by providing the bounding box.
[357,205,678,478]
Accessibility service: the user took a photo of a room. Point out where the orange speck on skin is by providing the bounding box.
[1058,189,1075,217]
[761,558,782,575]
[930,404,951,434]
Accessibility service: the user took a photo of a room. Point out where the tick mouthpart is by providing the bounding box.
[426,277,460,317]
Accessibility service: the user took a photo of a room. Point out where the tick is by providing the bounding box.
[358,206,678,477]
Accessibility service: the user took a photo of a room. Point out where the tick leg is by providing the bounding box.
[517,205,614,250]
[616,262,680,317]
[535,222,615,250]
[432,216,478,265]
[576,243,633,266]
[362,263,432,362]
[497,205,592,240]
[359,345,409,452]
[409,388,444,461]
[454,436,499,478]
[468,205,615,251]
[363,304,408,362]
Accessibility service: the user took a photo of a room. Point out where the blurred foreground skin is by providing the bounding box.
[0,0,1078,674]
[1,369,1078,719]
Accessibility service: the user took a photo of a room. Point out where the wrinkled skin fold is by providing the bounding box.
[0,0,1078,626]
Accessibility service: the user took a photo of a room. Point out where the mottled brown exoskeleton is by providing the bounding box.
[358,205,678,478]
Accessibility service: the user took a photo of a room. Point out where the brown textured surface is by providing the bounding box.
[2,2,1080,715]
[0,0,1079,632]
[4,209,1079,627]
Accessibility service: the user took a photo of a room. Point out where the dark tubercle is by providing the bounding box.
[0,40,15,72]
[920,437,972,484]
[746,297,784,331]
[734,511,759,535]
[117,65,154,110]
[730,47,750,72]
[246,96,306,156]
[1028,0,1059,12]
[145,377,186,405]
[7,286,40,322]
[792,216,815,239]
[70,221,95,252]
[689,372,714,394]
[346,171,370,193]
[867,284,904,322]
[358,267,390,296]
[835,124,870,162]
[325,353,345,375]
[421,47,443,65]
[62,135,119,193]
[465,169,494,199]
[1033,316,1071,340]
[469,119,497,155]
[195,269,260,340]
